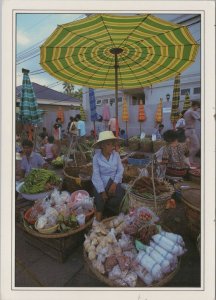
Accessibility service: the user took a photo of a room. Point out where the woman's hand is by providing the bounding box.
[108,182,117,196]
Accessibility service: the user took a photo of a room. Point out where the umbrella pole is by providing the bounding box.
[110,48,123,137]
[93,121,97,140]
[114,52,119,137]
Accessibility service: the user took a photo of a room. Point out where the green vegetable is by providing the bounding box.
[21,169,61,194]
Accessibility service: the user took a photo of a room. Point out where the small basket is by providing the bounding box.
[129,181,174,216]
[63,164,93,194]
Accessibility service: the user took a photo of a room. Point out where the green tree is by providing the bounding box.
[63,82,74,95]
[62,82,83,100]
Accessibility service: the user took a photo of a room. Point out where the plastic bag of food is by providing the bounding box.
[36,215,48,229]
[108,265,122,280]
[159,230,185,247]
[118,233,134,251]
[104,255,118,273]
[152,234,186,256]
[149,241,178,269]
[116,255,131,271]
[135,265,154,286]
[123,272,137,287]
[143,245,171,274]
[60,191,71,203]
[50,189,61,205]
[44,214,57,228]
[136,251,163,281]
[76,213,85,225]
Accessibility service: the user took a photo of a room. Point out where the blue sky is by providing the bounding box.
[16,13,200,93]
[16,13,86,92]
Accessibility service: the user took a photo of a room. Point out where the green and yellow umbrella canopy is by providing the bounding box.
[40,14,199,90]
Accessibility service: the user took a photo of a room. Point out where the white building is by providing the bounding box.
[82,14,201,138]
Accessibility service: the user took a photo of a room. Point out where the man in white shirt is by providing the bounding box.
[75,114,86,140]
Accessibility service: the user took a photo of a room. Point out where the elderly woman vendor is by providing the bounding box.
[92,131,125,221]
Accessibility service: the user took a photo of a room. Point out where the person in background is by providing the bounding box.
[16,134,22,153]
[67,116,73,134]
[19,139,48,178]
[161,130,190,178]
[153,123,164,140]
[184,101,201,164]
[41,136,59,163]
[75,114,86,140]
[92,131,125,221]
[53,117,62,144]
[175,110,186,130]
[39,127,48,140]
[69,116,78,140]
[108,117,117,136]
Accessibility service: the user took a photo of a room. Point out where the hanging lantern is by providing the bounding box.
[183,92,191,111]
[155,98,163,124]
[57,106,64,123]
[79,104,87,121]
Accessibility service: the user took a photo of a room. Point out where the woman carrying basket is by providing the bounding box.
[92,131,125,221]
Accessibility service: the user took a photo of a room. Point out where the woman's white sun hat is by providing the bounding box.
[93,131,122,148]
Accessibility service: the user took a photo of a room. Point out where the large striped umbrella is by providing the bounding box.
[170,74,181,127]
[40,14,199,136]
[122,95,129,137]
[138,99,146,135]
[155,98,163,124]
[19,69,42,125]
[183,92,191,111]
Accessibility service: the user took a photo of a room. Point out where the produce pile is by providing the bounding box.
[51,156,64,168]
[24,189,94,234]
[132,177,171,196]
[84,207,186,287]
[20,169,62,194]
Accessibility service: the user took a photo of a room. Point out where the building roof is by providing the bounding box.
[16,82,81,104]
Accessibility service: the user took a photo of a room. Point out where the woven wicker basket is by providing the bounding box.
[83,217,180,287]
[128,140,140,151]
[153,140,166,153]
[181,188,200,239]
[140,139,153,153]
[129,181,174,216]
[63,164,93,194]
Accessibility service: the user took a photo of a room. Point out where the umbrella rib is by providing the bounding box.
[131,25,197,46]
[100,15,116,48]
[120,55,151,88]
[58,24,103,46]
[121,53,166,85]
[118,14,151,49]
[85,56,114,86]
[122,50,182,79]
[101,59,115,89]
[134,49,196,63]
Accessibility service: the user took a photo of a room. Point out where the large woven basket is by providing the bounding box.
[153,140,166,153]
[83,217,180,287]
[129,181,174,216]
[181,188,200,239]
[63,164,93,194]
[128,140,140,151]
[140,139,153,153]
